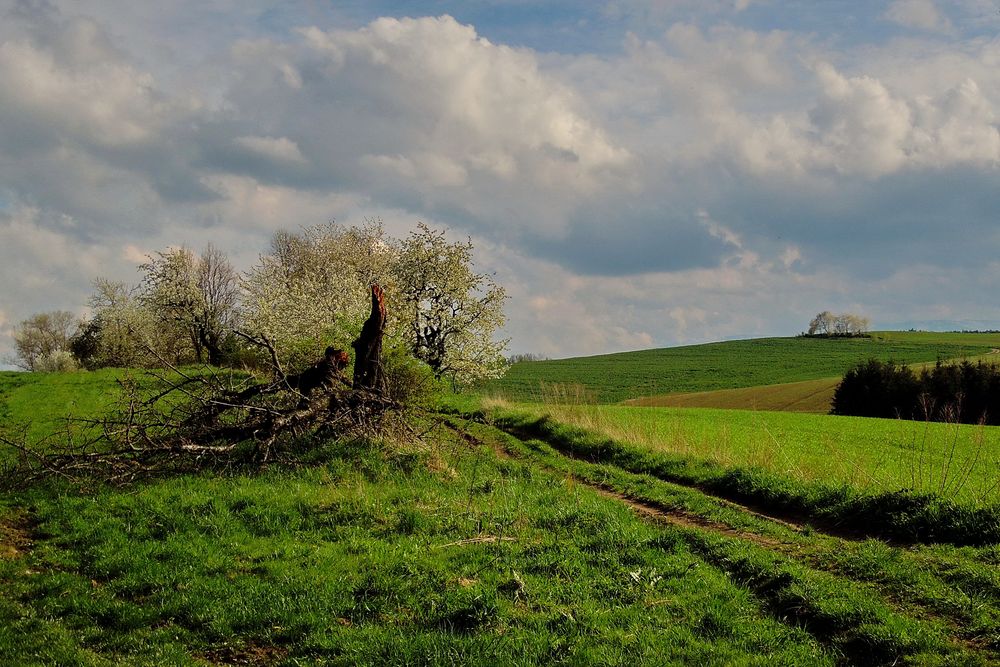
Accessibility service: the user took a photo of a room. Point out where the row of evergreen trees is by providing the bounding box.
[831,358,1000,425]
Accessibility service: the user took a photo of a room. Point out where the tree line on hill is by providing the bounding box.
[10,221,507,387]
[804,311,870,337]
[831,358,1000,425]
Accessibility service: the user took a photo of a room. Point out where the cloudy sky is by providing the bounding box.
[1,0,999,360]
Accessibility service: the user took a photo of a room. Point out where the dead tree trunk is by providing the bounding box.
[352,284,387,392]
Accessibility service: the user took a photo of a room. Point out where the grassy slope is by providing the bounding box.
[2,435,849,665]
[0,370,124,445]
[492,402,1000,506]
[0,373,833,663]
[6,423,998,665]
[486,331,1000,404]
[2,370,999,663]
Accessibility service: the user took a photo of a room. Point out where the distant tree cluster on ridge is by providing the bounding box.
[805,311,870,337]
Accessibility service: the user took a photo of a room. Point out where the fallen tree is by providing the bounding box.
[0,285,408,487]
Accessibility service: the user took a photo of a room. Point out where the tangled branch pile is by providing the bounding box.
[1,286,405,487]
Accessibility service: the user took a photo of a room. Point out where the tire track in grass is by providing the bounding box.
[496,417,875,542]
[580,481,785,548]
[543,433,1000,661]
[443,417,816,547]
[492,412,1000,547]
[443,417,993,664]
[518,421,997,661]
[476,412,1000,640]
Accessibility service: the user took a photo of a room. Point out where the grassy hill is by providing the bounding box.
[0,369,124,447]
[3,368,1000,664]
[485,331,1000,404]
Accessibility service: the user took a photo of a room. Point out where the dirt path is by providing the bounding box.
[444,418,792,548]
[0,512,32,561]
[444,417,995,660]
[583,482,786,548]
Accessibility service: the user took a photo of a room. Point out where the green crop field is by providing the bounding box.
[485,331,1000,404]
[625,352,1000,415]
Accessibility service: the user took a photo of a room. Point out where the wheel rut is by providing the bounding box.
[495,419,881,541]
[443,418,793,548]
[583,482,785,548]
[442,416,996,660]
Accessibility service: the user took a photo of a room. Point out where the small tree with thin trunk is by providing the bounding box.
[140,244,239,365]
[85,278,181,368]
[394,223,508,385]
[11,311,78,371]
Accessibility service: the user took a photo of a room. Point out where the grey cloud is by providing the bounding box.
[710,166,1000,280]
[527,205,731,276]
[216,17,630,215]
[3,3,1000,361]
[0,7,217,222]
[884,0,955,34]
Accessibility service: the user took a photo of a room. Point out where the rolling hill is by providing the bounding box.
[485,331,1000,405]
[3,346,1000,663]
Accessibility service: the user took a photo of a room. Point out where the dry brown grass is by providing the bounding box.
[624,377,838,413]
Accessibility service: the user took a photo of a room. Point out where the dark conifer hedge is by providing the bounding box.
[831,358,1000,424]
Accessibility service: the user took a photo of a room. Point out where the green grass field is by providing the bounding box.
[0,426,904,665]
[3,420,997,665]
[485,331,1000,404]
[3,342,1000,664]
[0,369,125,445]
[489,401,1000,507]
[459,417,1000,660]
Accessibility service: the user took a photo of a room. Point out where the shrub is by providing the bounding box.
[36,350,79,373]
[381,346,439,408]
[832,358,1000,424]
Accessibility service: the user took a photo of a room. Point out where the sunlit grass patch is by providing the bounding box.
[505,400,1000,506]
[1,437,846,665]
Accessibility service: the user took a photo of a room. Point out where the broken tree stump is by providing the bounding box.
[352,284,387,392]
